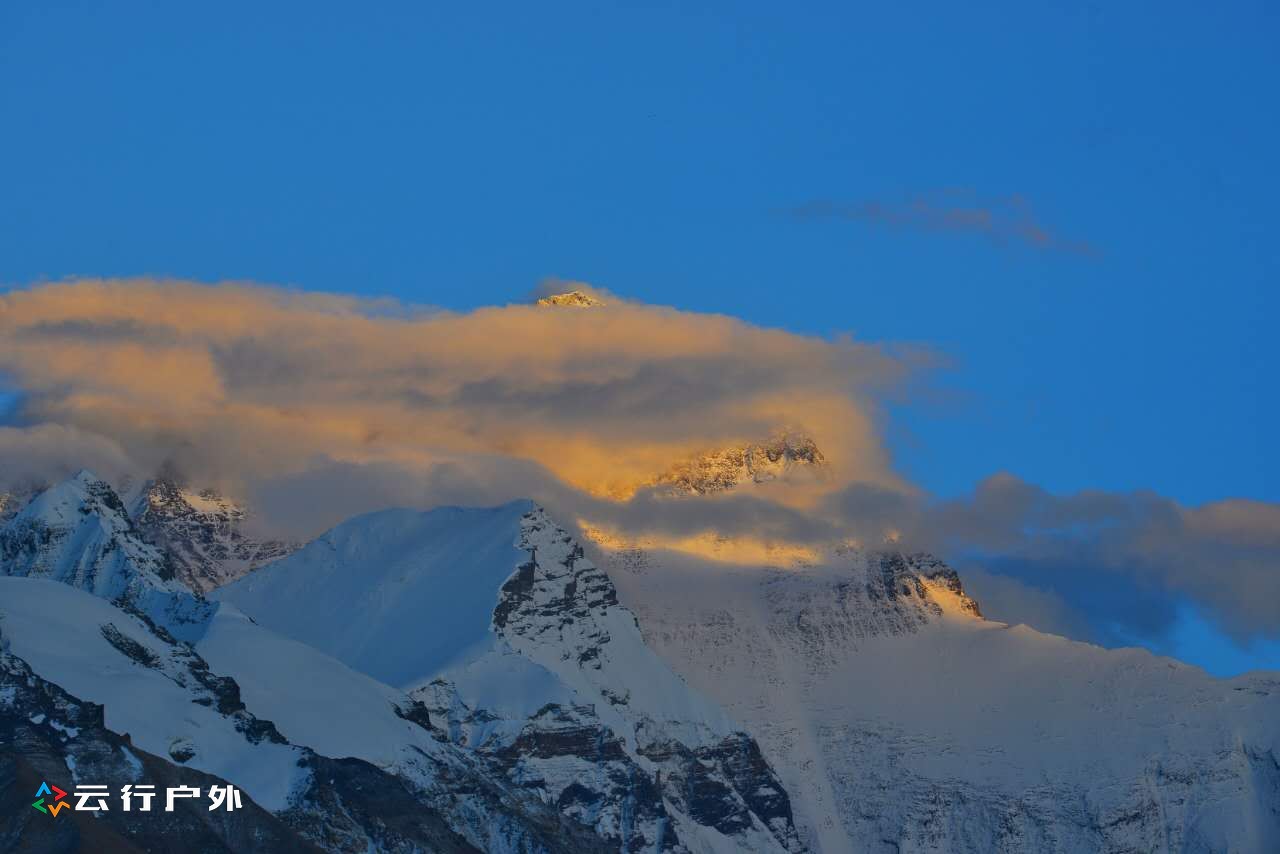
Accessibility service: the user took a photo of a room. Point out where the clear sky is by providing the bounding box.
[2,2,1276,671]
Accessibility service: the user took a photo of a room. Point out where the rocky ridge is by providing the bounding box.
[652,433,825,496]
[419,508,805,853]
[215,501,805,853]
[130,478,297,593]
[0,471,213,641]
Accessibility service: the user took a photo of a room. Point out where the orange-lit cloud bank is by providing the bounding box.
[2,278,1278,636]
[0,278,910,503]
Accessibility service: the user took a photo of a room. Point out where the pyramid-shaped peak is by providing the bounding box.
[24,470,121,516]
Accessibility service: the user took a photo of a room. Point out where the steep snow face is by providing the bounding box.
[0,472,213,640]
[216,501,537,687]
[595,543,1280,854]
[0,577,305,811]
[1,482,800,851]
[0,578,578,854]
[0,625,325,852]
[197,604,446,770]
[130,478,297,592]
[195,604,601,854]
[219,504,804,853]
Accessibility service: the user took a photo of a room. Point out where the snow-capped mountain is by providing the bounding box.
[0,471,213,641]
[592,539,1280,853]
[129,477,297,592]
[651,433,826,496]
[1,474,802,853]
[216,502,804,853]
[5,469,1278,853]
[0,576,585,853]
[0,614,324,853]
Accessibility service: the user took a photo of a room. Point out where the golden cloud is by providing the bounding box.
[2,278,1279,638]
[0,278,914,506]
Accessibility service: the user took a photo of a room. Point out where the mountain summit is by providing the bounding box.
[535,289,605,307]
[130,477,297,592]
[653,432,826,496]
[216,502,805,852]
[0,471,213,640]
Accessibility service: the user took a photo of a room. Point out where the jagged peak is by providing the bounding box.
[875,550,983,619]
[139,476,245,520]
[19,469,128,522]
[127,473,303,594]
[535,289,605,308]
[652,431,827,496]
[24,468,105,503]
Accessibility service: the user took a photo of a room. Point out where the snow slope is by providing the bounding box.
[0,629,327,852]
[11,467,1277,853]
[0,471,213,640]
[595,542,1280,853]
[0,577,305,811]
[218,503,805,853]
[216,501,535,687]
[3,476,800,852]
[0,577,580,853]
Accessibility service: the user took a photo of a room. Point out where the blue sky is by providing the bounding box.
[2,2,1276,672]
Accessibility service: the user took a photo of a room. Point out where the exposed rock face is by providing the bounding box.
[0,609,558,854]
[0,492,27,524]
[131,478,297,593]
[278,753,482,854]
[653,433,825,496]
[462,508,804,852]
[535,290,605,308]
[0,569,627,854]
[419,681,680,851]
[218,502,805,852]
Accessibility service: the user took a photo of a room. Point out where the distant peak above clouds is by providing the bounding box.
[535,289,605,308]
[651,432,827,497]
[0,277,903,515]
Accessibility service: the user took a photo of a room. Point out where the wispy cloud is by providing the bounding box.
[789,189,1099,256]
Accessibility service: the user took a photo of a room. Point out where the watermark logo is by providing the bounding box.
[31,781,69,817]
[29,781,243,815]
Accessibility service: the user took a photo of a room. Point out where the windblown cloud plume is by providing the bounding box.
[0,277,908,507]
[1,278,1276,643]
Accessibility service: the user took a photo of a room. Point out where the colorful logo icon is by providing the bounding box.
[31,781,68,817]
